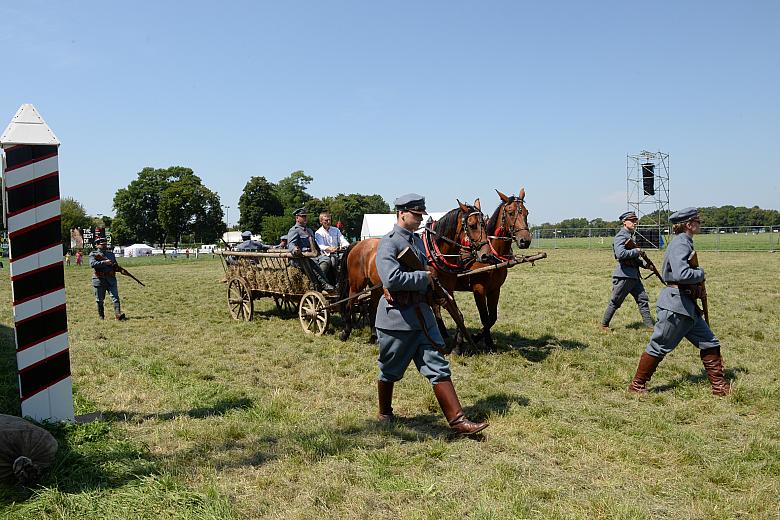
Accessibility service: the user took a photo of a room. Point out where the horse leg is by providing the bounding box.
[481,288,501,351]
[471,286,492,351]
[339,286,356,342]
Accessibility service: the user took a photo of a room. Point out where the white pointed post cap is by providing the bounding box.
[0,104,60,147]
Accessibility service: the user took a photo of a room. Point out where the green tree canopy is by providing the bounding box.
[322,193,390,241]
[114,166,225,246]
[275,170,313,213]
[237,176,283,233]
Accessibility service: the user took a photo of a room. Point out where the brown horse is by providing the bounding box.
[434,188,532,352]
[338,199,493,343]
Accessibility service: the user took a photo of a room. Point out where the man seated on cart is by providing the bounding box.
[315,211,350,284]
[287,208,336,294]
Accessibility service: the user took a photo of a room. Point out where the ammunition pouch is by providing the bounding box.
[668,283,704,299]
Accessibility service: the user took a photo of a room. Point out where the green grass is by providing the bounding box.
[1,249,779,519]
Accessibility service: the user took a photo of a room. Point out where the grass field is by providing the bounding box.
[1,248,779,519]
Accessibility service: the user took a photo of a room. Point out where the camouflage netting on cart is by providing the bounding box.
[227,257,315,294]
[0,414,58,484]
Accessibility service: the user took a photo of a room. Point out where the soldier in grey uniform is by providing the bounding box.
[89,237,126,320]
[600,211,655,332]
[628,207,730,396]
[234,230,267,252]
[375,193,488,436]
[286,208,336,293]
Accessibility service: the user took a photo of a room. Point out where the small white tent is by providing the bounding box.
[360,212,446,240]
[124,243,153,257]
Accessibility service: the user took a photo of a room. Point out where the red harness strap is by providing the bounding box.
[424,221,462,271]
[488,226,513,262]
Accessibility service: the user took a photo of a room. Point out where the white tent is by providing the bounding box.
[360,212,446,240]
[124,243,153,257]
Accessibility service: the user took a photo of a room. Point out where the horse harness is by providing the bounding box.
[423,206,489,274]
[488,196,529,262]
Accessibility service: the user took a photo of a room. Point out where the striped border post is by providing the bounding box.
[1,104,74,422]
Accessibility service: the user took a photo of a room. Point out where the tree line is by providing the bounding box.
[55,166,389,248]
[534,205,780,232]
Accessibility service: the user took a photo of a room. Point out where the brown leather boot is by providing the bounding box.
[628,352,662,394]
[700,348,731,396]
[433,379,488,435]
[377,380,395,421]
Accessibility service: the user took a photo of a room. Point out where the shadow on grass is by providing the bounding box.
[651,366,748,394]
[466,331,588,362]
[0,323,21,416]
[102,395,254,423]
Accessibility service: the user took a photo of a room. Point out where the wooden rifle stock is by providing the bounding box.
[687,251,709,324]
[94,253,146,287]
[625,239,666,285]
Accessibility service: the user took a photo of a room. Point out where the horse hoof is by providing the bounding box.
[339,331,350,342]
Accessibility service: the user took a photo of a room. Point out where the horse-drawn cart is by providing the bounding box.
[218,249,374,335]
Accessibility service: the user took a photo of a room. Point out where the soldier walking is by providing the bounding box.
[628,207,730,396]
[375,193,487,436]
[89,237,126,320]
[600,211,655,332]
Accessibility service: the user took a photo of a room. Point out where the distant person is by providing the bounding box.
[185,249,190,259]
[75,250,82,266]
[287,208,335,293]
[629,207,729,396]
[599,211,655,332]
[315,212,349,283]
[89,237,126,320]
[64,251,71,266]
[235,231,267,252]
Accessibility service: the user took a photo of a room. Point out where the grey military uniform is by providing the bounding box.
[601,227,654,328]
[375,224,450,383]
[89,249,122,317]
[286,223,333,291]
[646,233,719,357]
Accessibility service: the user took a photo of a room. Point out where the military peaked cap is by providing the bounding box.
[293,207,308,216]
[394,193,427,214]
[619,211,638,221]
[241,230,252,239]
[94,237,107,245]
[669,207,699,224]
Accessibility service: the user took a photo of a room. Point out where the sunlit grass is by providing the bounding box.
[1,249,778,518]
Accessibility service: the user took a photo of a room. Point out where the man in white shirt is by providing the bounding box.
[315,212,350,283]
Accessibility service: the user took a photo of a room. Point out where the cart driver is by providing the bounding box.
[287,208,336,293]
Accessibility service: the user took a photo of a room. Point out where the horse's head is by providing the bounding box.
[456,198,493,263]
[496,187,532,249]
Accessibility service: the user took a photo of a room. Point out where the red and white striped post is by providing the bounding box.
[1,104,74,422]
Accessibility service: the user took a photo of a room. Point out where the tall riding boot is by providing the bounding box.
[377,381,395,421]
[628,352,662,394]
[433,379,488,435]
[97,302,105,320]
[700,348,731,396]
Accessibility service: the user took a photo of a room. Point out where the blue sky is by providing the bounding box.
[1,1,777,225]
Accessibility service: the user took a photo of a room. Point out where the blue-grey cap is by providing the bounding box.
[394,193,427,214]
[293,207,308,216]
[619,211,638,222]
[280,234,287,240]
[669,207,699,224]
[241,230,252,239]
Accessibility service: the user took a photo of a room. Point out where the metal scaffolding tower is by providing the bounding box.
[627,150,670,249]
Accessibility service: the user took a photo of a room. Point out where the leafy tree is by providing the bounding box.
[261,215,294,245]
[109,216,134,245]
[114,166,225,246]
[237,176,283,233]
[60,197,92,251]
[275,170,313,213]
[322,193,390,241]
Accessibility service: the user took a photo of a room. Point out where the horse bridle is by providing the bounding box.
[424,205,489,271]
[490,196,529,250]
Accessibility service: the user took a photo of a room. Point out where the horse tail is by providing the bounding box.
[338,241,359,300]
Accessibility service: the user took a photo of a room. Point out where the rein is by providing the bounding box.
[488,197,529,262]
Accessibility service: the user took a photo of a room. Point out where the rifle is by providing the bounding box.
[687,251,709,324]
[625,239,666,286]
[94,252,146,287]
[396,246,473,352]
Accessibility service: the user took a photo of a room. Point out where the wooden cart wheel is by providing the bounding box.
[298,291,329,335]
[228,277,254,321]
